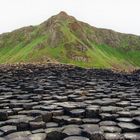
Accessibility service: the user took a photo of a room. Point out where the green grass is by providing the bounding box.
[0,35,47,63]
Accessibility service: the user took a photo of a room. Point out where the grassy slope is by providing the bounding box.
[0,36,140,69]
[0,35,47,63]
[0,12,140,70]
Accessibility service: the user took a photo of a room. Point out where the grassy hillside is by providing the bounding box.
[0,11,140,70]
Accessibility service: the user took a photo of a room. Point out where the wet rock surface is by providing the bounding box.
[0,64,140,140]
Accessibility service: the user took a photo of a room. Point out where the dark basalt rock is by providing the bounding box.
[90,131,105,140]
[0,125,17,135]
[117,111,132,117]
[64,136,89,140]
[0,132,4,137]
[133,116,140,125]
[99,121,117,126]
[116,117,133,123]
[118,122,140,132]
[52,109,64,116]
[100,113,119,121]
[62,127,82,136]
[86,105,100,118]
[4,131,31,139]
[104,133,124,140]
[81,124,104,139]
[100,126,122,133]
[46,128,67,140]
[123,133,140,140]
[27,133,47,140]
[17,122,30,131]
[82,118,100,124]
[101,106,123,114]
[66,117,82,125]
[0,64,139,139]
[0,111,8,121]
[29,121,46,130]
[70,109,85,117]
[31,129,45,134]
[53,115,70,125]
[116,101,131,107]
[46,122,59,128]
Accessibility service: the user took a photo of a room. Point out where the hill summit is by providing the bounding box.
[0,11,140,70]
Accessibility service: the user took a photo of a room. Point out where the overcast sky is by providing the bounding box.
[0,0,140,35]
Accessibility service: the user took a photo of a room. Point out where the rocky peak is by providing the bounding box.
[55,11,76,21]
[58,11,69,17]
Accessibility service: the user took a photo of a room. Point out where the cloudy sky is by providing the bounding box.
[0,0,140,35]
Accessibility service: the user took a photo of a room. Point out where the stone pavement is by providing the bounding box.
[0,64,140,140]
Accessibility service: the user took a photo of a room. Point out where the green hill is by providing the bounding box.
[0,11,140,70]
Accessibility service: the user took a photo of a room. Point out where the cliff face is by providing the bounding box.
[0,11,140,70]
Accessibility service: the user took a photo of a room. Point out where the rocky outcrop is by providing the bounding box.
[0,64,139,139]
[71,55,88,62]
